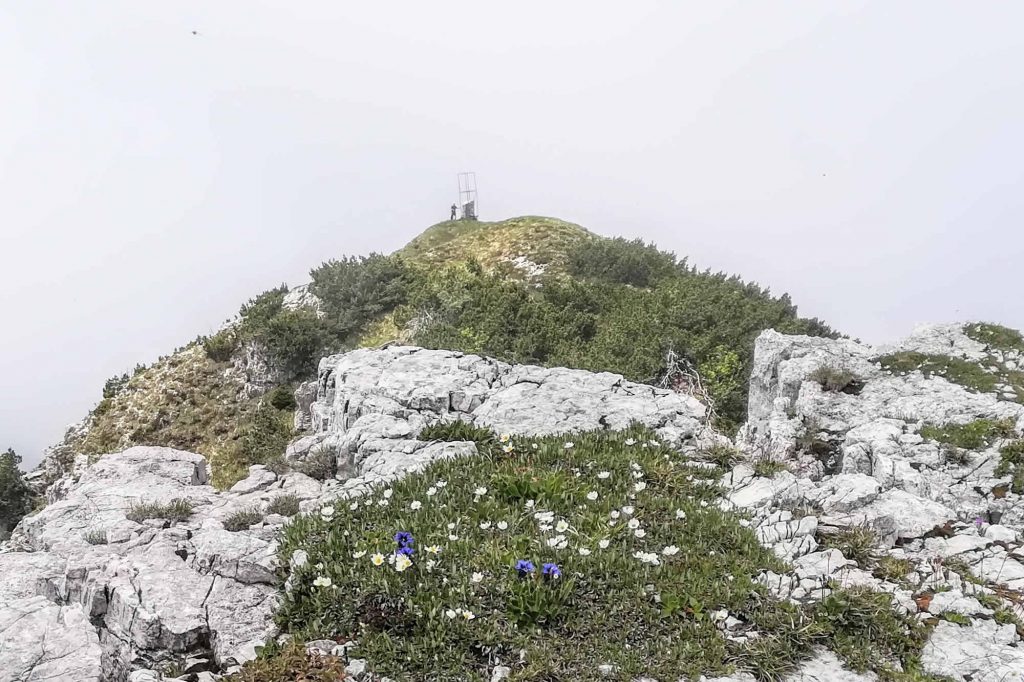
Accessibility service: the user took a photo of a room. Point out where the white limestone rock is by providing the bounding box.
[922,619,1024,681]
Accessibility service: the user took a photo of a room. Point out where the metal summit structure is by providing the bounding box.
[457,172,478,220]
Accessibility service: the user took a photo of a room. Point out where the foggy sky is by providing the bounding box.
[3,2,1023,467]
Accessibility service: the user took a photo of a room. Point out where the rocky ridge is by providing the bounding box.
[5,324,1024,681]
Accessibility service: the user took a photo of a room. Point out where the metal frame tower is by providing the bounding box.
[457,172,478,220]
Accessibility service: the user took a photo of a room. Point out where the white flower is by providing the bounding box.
[395,554,413,572]
[448,534,459,541]
[607,520,616,527]
[547,535,568,549]
[474,486,488,497]
[598,539,610,549]
[377,498,389,507]
[425,545,441,554]
[634,481,647,492]
[445,609,457,619]
[564,442,574,450]
[555,520,569,533]
[539,523,552,532]
[634,528,646,538]
[534,510,555,523]
[425,560,437,572]
[447,522,456,530]
[471,572,484,583]
[739,519,750,527]
[525,499,536,510]
[586,491,599,501]
[531,443,538,450]
[461,609,476,620]
[634,551,660,566]
[497,521,508,531]
[352,550,367,559]
[370,553,385,566]
[675,509,686,520]
[630,462,641,471]
[578,547,592,556]
[479,521,492,530]
[597,471,611,480]
[426,486,437,497]
[387,553,396,565]
[319,505,335,519]
[662,545,679,556]
[436,480,447,488]
[699,500,709,508]
[727,575,735,581]
[622,506,635,515]
[632,470,644,479]
[502,444,514,454]
[349,502,359,511]
[313,575,332,587]
[410,500,422,511]
[383,489,394,499]
[625,438,637,446]
[628,518,641,530]
[500,433,511,443]
[610,510,621,520]
[709,550,717,556]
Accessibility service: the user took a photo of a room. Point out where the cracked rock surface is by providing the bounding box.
[727,324,1024,681]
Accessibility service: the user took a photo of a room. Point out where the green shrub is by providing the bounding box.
[295,447,337,481]
[877,352,998,394]
[996,440,1024,493]
[214,402,294,489]
[0,449,35,537]
[82,529,107,545]
[310,254,412,343]
[809,365,860,392]
[126,498,194,523]
[267,385,298,412]
[919,419,1015,451]
[963,322,1024,353]
[224,639,348,682]
[224,506,265,532]
[266,494,301,517]
[825,527,879,565]
[567,237,679,287]
[203,329,238,362]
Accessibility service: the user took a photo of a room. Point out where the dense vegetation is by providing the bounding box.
[211,230,834,434]
[0,448,34,540]
[65,218,833,489]
[273,426,941,681]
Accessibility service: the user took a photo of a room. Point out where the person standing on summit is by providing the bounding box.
[450,203,458,220]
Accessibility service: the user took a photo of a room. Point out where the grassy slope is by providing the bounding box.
[399,216,595,274]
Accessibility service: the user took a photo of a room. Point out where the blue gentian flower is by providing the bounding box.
[396,546,414,558]
[541,562,561,579]
[394,531,414,548]
[515,559,535,577]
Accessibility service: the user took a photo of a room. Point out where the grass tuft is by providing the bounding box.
[224,505,265,532]
[824,527,879,565]
[808,365,860,393]
[126,498,194,524]
[266,494,301,517]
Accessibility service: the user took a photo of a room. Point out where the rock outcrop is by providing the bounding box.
[728,324,1024,681]
[1,346,710,682]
